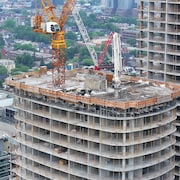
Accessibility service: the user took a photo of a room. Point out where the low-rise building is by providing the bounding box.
[0,59,15,73]
[0,92,15,124]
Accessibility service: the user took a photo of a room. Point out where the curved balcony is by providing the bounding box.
[16,126,175,161]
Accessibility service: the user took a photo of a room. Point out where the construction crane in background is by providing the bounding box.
[31,0,76,87]
[97,32,114,70]
[72,7,98,68]
[72,7,114,70]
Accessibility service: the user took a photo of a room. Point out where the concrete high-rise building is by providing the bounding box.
[136,1,180,179]
[6,68,180,180]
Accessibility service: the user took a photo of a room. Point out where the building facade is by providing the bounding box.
[0,134,13,180]
[0,92,15,124]
[136,1,180,179]
[0,59,15,73]
[0,151,10,179]
[6,69,180,180]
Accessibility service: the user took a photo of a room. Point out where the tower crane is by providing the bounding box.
[72,7,113,70]
[31,0,77,87]
[72,7,98,68]
[97,31,114,70]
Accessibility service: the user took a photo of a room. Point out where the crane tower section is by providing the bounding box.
[72,7,98,67]
[31,0,76,87]
[97,32,114,70]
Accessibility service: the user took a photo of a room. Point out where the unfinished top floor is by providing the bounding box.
[5,68,180,110]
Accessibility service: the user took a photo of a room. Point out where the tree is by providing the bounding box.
[11,65,29,75]
[65,32,77,40]
[79,0,85,5]
[129,50,136,56]
[66,46,79,60]
[15,53,34,68]
[2,19,16,32]
[79,47,90,60]
[0,65,8,76]
[89,0,100,5]
[14,43,36,51]
[40,57,45,66]
[81,58,94,66]
[0,35,5,48]
[0,80,3,88]
[127,38,136,47]
[13,25,50,44]
[110,15,137,25]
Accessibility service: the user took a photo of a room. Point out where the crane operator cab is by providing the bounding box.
[44,22,60,33]
[31,16,60,33]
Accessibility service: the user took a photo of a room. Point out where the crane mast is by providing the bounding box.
[32,0,76,87]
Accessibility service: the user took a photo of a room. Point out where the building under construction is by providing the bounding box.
[136,1,180,179]
[6,67,180,180]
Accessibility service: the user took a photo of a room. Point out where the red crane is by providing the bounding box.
[95,32,114,70]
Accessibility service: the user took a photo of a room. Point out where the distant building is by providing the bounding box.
[101,0,136,15]
[0,92,15,124]
[0,59,15,73]
[0,151,10,179]
[136,1,180,179]
[7,50,52,65]
[120,29,137,43]
[0,121,17,180]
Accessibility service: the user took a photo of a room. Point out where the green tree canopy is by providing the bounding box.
[2,19,16,31]
[66,46,79,60]
[65,32,77,40]
[79,47,90,60]
[81,58,94,66]
[14,43,36,51]
[0,65,8,76]
[89,0,100,5]
[129,50,136,56]
[13,25,50,43]
[110,15,137,25]
[126,38,136,47]
[15,53,34,68]
[0,35,5,48]
[0,80,3,88]
[11,65,29,75]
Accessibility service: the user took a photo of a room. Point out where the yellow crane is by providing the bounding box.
[31,0,76,87]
